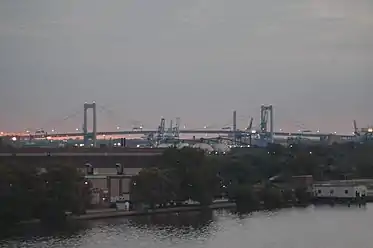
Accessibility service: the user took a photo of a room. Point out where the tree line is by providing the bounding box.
[1,142,373,226]
[0,163,91,228]
[130,143,373,211]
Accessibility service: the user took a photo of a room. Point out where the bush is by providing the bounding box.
[0,163,91,226]
[294,188,311,204]
[261,187,284,209]
[228,184,260,212]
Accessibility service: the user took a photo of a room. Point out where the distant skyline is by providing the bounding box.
[0,0,372,134]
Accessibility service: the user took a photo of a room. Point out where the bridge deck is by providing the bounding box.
[8,130,354,139]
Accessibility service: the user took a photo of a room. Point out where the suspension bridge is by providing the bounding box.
[1,102,357,148]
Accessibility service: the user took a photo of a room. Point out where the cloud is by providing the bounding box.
[178,0,226,28]
[0,0,372,132]
[309,0,373,21]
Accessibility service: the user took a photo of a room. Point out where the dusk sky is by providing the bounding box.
[0,0,372,134]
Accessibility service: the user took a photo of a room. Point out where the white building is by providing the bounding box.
[313,183,367,199]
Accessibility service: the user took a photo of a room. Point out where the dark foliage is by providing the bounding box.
[131,143,373,211]
[0,163,91,227]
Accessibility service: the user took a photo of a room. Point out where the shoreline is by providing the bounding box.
[18,200,367,226]
[67,199,369,221]
[73,202,236,221]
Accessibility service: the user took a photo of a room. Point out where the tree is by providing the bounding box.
[133,143,373,212]
[227,184,260,212]
[131,148,222,206]
[189,158,221,205]
[36,164,91,223]
[131,167,175,208]
[0,163,42,226]
[159,147,217,203]
[261,186,284,209]
[0,162,91,226]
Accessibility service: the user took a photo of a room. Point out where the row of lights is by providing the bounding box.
[11,125,373,137]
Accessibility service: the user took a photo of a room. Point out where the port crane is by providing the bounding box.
[353,120,373,142]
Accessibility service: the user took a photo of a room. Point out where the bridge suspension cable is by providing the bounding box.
[97,105,151,130]
[30,108,83,133]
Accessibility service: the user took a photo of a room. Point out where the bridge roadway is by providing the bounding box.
[16,130,354,139]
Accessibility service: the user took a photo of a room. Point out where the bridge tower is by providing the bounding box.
[260,105,274,143]
[83,102,97,147]
[233,110,237,145]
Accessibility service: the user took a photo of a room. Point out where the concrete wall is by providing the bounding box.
[92,167,142,175]
[89,177,132,203]
[0,153,161,169]
[90,178,107,190]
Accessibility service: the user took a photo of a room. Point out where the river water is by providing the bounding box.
[1,204,373,248]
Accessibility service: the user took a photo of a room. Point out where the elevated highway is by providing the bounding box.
[0,147,165,170]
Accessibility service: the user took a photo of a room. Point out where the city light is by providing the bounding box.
[2,102,368,143]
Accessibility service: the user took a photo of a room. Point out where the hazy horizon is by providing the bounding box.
[1,0,372,134]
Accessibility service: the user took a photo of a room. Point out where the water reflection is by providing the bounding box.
[128,209,214,228]
[0,220,90,241]
[1,205,373,248]
[0,210,217,248]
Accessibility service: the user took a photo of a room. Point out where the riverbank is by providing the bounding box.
[73,202,236,221]
[4,204,373,247]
